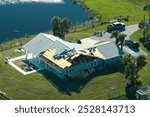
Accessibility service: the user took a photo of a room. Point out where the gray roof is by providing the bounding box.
[23,33,55,56]
[23,33,70,56]
[96,41,123,59]
[48,40,70,55]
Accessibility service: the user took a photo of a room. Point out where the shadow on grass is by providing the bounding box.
[39,63,123,96]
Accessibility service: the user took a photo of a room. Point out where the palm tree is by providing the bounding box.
[144,0,150,22]
[110,30,120,44]
[124,61,139,86]
[118,33,126,50]
[123,54,139,86]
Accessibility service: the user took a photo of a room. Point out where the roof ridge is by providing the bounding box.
[41,33,74,49]
[40,33,56,42]
[92,41,115,48]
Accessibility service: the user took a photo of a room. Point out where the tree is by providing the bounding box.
[117,33,126,50]
[59,18,71,38]
[136,55,147,70]
[110,30,120,43]
[122,54,132,66]
[139,20,145,29]
[143,26,149,38]
[144,0,150,22]
[122,54,139,86]
[51,16,61,36]
[51,16,71,38]
[122,54,147,87]
[142,27,150,50]
[122,54,146,99]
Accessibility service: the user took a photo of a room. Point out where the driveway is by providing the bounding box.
[123,24,139,39]
[123,46,147,56]
[91,24,147,56]
[123,24,147,56]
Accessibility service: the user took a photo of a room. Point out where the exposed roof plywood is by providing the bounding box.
[43,49,72,69]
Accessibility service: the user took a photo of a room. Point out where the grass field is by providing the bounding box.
[0,0,150,100]
[80,0,147,24]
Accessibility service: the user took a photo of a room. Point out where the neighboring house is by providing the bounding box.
[23,33,123,79]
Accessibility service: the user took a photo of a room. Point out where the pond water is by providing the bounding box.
[0,0,90,43]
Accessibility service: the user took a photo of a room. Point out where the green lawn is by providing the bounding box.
[80,0,147,24]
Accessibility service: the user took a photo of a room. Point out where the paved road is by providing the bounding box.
[92,24,147,56]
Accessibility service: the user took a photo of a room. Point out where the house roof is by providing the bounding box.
[23,33,124,71]
[94,41,123,59]
[42,33,83,50]
[43,49,72,69]
[48,40,70,55]
[23,33,82,56]
[23,33,123,65]
[23,33,55,56]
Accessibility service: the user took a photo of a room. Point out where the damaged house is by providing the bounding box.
[23,33,123,79]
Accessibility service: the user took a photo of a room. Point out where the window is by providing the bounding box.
[94,61,97,66]
[91,63,94,67]
[69,69,72,73]
[66,70,69,74]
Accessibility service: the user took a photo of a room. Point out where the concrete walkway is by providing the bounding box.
[80,37,99,48]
